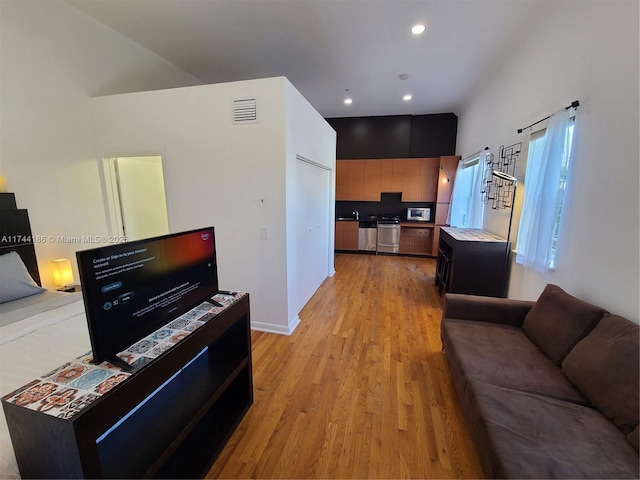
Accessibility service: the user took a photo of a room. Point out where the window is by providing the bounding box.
[515,109,575,271]
[448,156,485,228]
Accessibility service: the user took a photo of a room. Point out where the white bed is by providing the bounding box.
[0,291,88,479]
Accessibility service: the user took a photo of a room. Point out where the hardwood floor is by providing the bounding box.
[207,253,483,479]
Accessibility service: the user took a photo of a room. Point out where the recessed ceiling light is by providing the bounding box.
[403,94,412,101]
[411,24,426,35]
[344,98,353,105]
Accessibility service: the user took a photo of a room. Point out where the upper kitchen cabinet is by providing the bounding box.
[363,160,382,201]
[346,160,365,200]
[337,157,443,202]
[401,158,439,202]
[336,159,364,201]
[326,113,457,159]
[401,159,421,201]
[336,160,349,200]
[410,114,458,158]
[327,116,412,159]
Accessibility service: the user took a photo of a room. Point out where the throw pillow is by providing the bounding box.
[562,313,639,436]
[0,251,46,303]
[522,284,606,365]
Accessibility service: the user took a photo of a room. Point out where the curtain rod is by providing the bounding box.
[517,100,580,134]
[461,146,490,163]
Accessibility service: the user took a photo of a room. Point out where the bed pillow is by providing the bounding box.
[522,284,607,365]
[0,251,46,303]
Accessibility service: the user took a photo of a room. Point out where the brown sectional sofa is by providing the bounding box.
[441,284,639,479]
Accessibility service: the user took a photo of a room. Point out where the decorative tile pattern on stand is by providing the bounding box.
[2,292,246,420]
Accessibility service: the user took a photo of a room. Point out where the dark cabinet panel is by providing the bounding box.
[327,116,412,159]
[327,113,457,160]
[410,114,458,157]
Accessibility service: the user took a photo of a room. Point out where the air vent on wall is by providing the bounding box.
[232,97,258,124]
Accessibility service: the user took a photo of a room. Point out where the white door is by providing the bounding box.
[103,156,170,241]
[296,157,330,312]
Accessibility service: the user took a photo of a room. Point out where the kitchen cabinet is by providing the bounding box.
[336,156,454,203]
[401,158,439,202]
[380,160,393,192]
[346,160,365,200]
[391,159,404,192]
[380,158,405,193]
[419,158,440,202]
[400,159,421,201]
[435,205,449,225]
[335,221,359,251]
[436,155,460,203]
[326,113,457,160]
[363,160,382,201]
[336,160,349,200]
[399,223,435,256]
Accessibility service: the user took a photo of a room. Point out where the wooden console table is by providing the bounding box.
[2,293,252,479]
[435,227,509,297]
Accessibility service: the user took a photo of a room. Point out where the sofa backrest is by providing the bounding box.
[521,284,607,365]
[562,313,639,448]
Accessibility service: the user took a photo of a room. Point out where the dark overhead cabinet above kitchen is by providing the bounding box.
[326,113,457,159]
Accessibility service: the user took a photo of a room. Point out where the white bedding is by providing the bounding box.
[0,295,89,479]
[0,291,82,327]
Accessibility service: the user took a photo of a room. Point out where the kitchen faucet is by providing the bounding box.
[353,210,360,220]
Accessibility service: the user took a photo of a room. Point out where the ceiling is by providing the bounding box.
[67,0,537,119]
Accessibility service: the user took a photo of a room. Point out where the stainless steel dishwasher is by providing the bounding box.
[358,220,377,251]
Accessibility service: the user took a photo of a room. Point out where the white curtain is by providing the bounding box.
[515,108,574,271]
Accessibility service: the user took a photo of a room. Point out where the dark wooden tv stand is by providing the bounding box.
[3,294,252,479]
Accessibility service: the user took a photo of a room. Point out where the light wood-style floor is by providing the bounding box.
[207,253,483,479]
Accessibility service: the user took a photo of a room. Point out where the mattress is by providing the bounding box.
[0,294,89,479]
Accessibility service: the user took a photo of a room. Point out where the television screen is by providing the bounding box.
[76,227,219,367]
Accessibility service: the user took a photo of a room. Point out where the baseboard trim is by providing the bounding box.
[251,315,300,335]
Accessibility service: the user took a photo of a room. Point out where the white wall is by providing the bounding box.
[456,0,639,321]
[92,78,336,333]
[0,0,202,289]
[284,80,337,331]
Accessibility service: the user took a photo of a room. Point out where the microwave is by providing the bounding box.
[407,207,431,222]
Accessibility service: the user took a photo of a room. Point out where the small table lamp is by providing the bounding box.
[51,259,75,292]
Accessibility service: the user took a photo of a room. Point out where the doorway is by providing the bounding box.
[295,156,331,312]
[101,156,170,241]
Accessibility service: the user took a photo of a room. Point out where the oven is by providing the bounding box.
[376,216,400,254]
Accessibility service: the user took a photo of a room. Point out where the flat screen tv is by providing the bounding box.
[76,227,219,369]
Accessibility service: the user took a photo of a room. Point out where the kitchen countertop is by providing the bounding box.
[400,221,436,228]
[440,227,506,242]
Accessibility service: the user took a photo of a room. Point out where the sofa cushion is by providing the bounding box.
[465,380,640,479]
[562,313,639,435]
[522,284,606,365]
[442,318,587,405]
[629,426,639,451]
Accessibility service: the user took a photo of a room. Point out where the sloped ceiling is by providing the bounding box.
[67,0,537,118]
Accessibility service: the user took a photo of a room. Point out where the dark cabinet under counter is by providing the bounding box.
[435,227,510,297]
